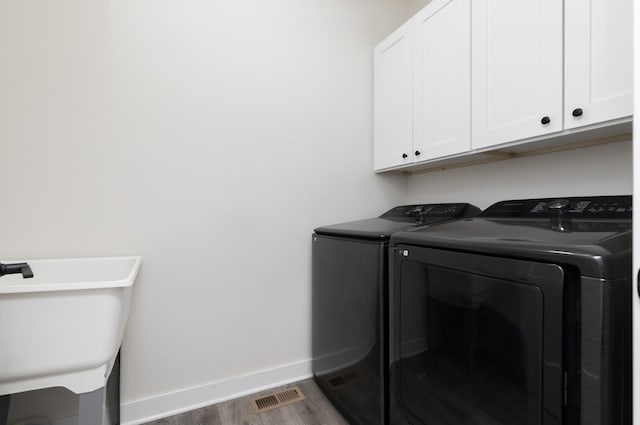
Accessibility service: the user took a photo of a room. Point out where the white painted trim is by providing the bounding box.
[121,360,312,425]
[48,360,312,425]
[50,409,109,425]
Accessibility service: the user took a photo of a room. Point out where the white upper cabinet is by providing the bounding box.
[471,0,563,150]
[374,22,413,171]
[373,0,633,172]
[413,0,470,161]
[564,0,633,130]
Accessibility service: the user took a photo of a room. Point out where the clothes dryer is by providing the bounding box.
[389,196,632,425]
[312,203,481,425]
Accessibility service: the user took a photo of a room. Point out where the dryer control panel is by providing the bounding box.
[382,203,478,219]
[481,196,632,219]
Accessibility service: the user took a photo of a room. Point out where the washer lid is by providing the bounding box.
[314,203,480,240]
[392,196,632,279]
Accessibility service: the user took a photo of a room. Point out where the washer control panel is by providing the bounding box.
[482,196,632,219]
[382,203,472,218]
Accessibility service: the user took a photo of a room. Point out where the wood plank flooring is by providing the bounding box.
[142,379,350,425]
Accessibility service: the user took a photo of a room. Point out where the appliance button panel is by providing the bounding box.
[382,204,466,218]
[483,196,632,218]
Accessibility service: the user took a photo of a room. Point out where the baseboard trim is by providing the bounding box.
[120,360,312,425]
[51,413,107,425]
[48,360,312,425]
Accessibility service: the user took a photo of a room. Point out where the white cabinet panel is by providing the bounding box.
[374,22,413,171]
[564,0,633,129]
[373,0,632,173]
[413,0,470,161]
[471,0,563,149]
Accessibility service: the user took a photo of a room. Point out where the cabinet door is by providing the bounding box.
[564,0,633,130]
[374,22,413,171]
[471,0,563,150]
[413,0,470,161]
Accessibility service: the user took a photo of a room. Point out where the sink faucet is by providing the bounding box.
[0,262,34,279]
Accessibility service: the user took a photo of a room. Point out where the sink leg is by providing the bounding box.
[79,387,105,425]
[0,394,9,425]
[107,350,121,424]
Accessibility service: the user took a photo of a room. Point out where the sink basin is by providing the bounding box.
[0,256,141,395]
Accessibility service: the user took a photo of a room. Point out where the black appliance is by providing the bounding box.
[312,203,481,425]
[389,196,632,425]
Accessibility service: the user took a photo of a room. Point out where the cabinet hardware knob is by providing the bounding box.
[572,108,583,117]
[541,116,551,125]
[415,150,421,156]
[402,153,408,159]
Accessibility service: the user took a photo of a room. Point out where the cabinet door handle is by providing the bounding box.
[402,153,408,159]
[415,150,421,156]
[541,116,551,125]
[572,108,583,117]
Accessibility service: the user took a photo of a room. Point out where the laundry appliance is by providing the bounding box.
[312,203,481,425]
[389,196,632,425]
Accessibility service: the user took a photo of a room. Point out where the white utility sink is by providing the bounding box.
[0,256,141,396]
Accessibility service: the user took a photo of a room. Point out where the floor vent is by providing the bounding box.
[249,386,306,413]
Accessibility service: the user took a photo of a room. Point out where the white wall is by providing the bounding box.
[405,0,432,16]
[0,0,410,421]
[407,140,632,209]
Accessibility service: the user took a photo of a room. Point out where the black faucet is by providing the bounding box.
[0,262,34,279]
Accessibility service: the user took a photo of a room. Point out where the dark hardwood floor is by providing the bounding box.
[142,379,349,425]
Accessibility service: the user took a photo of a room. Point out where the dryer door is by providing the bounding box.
[390,245,564,425]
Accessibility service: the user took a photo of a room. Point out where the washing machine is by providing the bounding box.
[389,196,632,425]
[312,203,481,425]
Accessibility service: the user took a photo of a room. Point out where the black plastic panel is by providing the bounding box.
[312,234,387,425]
[480,196,632,219]
[381,203,480,220]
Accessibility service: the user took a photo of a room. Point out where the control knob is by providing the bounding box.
[547,199,570,211]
